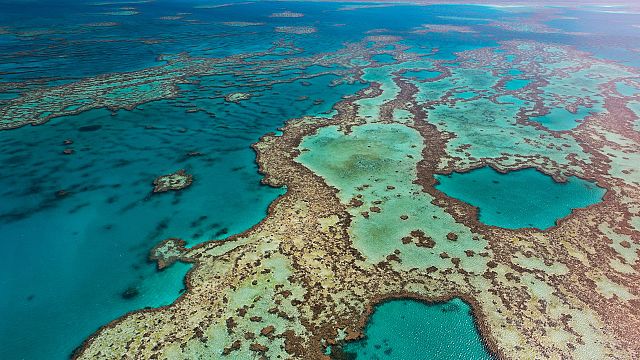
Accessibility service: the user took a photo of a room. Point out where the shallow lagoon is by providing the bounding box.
[435,167,606,229]
[504,78,530,91]
[616,82,640,97]
[342,298,492,360]
[531,106,594,131]
[403,69,442,80]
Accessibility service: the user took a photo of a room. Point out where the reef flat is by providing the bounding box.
[152,170,193,193]
[1,1,640,359]
[75,34,640,359]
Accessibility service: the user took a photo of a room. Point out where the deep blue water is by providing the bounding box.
[546,8,640,67]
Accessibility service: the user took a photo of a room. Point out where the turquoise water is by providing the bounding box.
[2,2,498,358]
[631,101,640,131]
[616,82,640,96]
[455,91,477,100]
[372,54,396,64]
[531,106,594,131]
[0,1,637,359]
[341,298,492,360]
[0,64,364,360]
[0,106,282,358]
[403,69,441,80]
[504,78,530,91]
[435,167,605,229]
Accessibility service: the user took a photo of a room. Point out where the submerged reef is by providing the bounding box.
[224,92,252,103]
[275,26,317,35]
[152,170,193,193]
[0,41,363,130]
[66,35,640,360]
[269,11,304,18]
[149,238,188,270]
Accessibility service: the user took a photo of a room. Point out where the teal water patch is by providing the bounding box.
[0,72,365,360]
[435,167,605,229]
[630,101,640,131]
[531,106,593,131]
[2,1,639,359]
[616,81,640,96]
[350,58,371,66]
[340,298,492,360]
[0,92,19,101]
[0,106,279,360]
[455,90,477,99]
[402,69,441,80]
[504,78,530,91]
[372,54,396,64]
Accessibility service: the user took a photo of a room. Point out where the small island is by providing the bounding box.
[152,169,193,193]
[224,92,252,103]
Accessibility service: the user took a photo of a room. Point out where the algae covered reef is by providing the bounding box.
[0,1,639,359]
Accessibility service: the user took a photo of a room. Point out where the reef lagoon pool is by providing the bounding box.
[340,298,492,360]
[435,167,606,229]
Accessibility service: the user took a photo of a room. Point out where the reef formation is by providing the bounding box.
[152,170,193,193]
[61,35,640,359]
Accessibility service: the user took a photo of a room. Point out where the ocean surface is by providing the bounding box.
[342,298,493,360]
[435,167,606,229]
[0,1,638,359]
